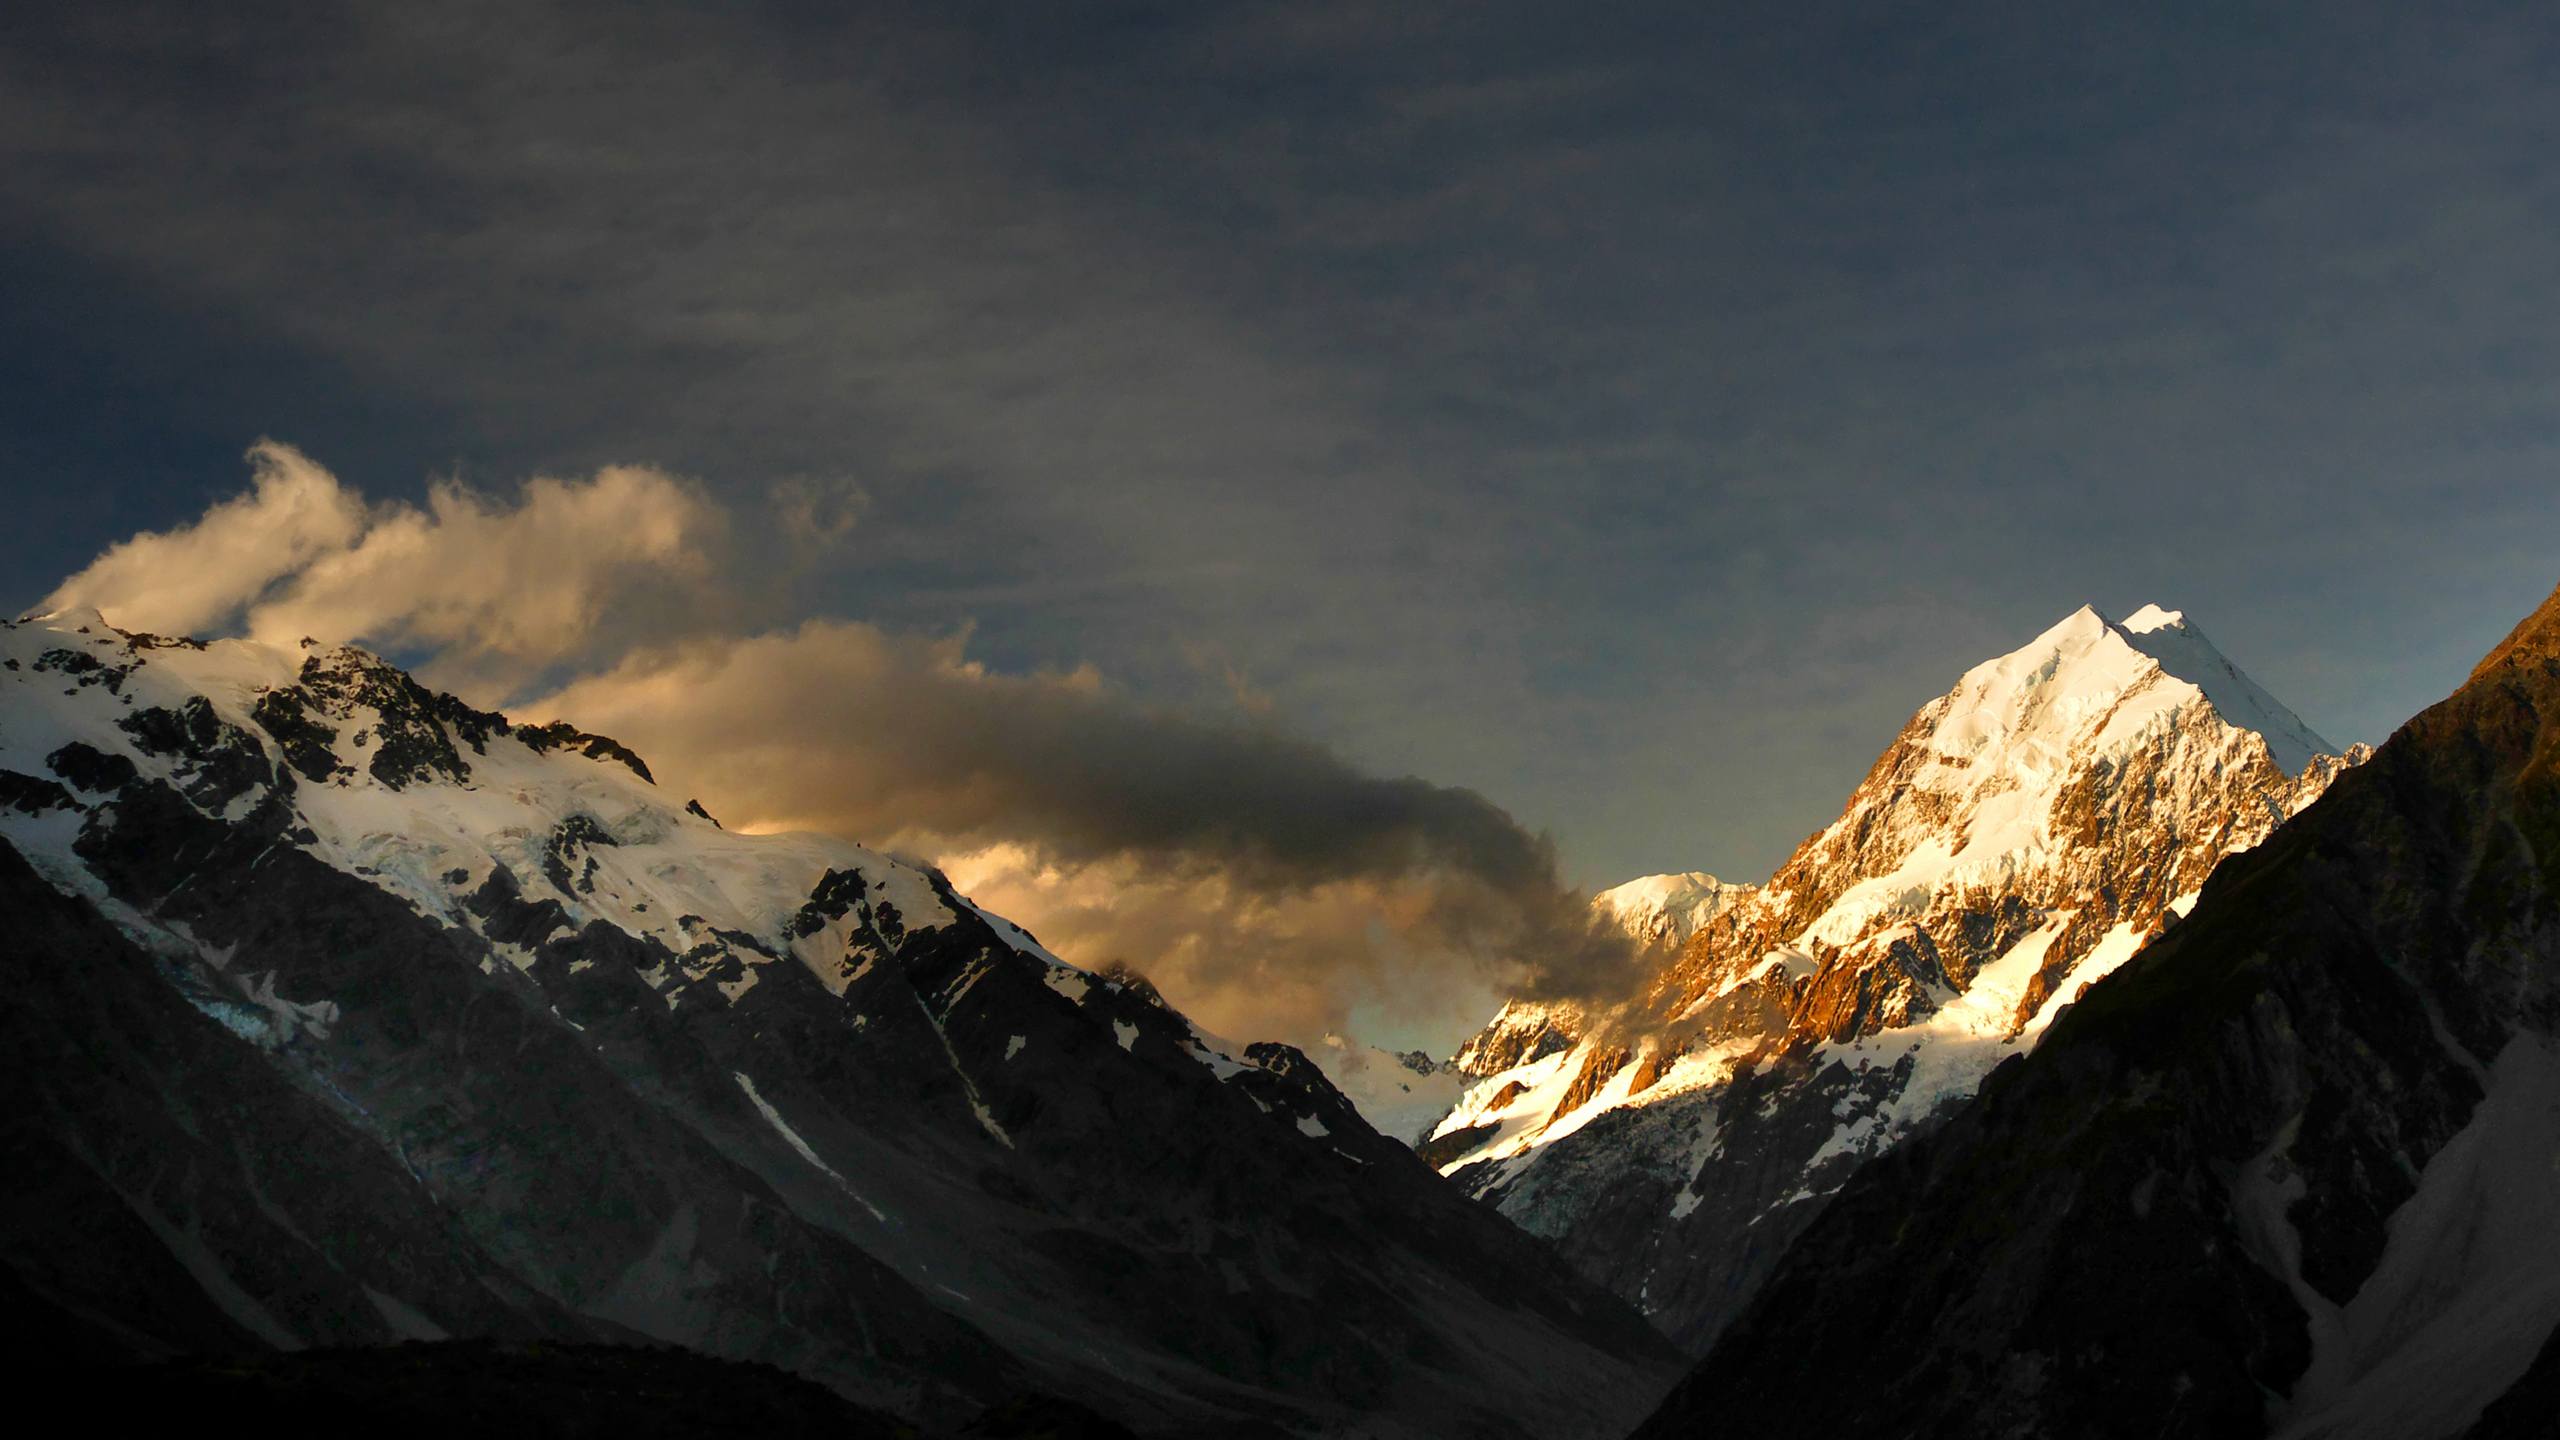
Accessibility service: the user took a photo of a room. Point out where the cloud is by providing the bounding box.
[769,475,869,553]
[39,440,369,637]
[47,444,1647,1049]
[537,619,1535,885]
[532,617,1653,1031]
[44,442,729,688]
[935,844,1486,1046]
[242,462,726,684]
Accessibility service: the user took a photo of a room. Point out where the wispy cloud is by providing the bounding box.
[43,441,730,691]
[40,440,371,639]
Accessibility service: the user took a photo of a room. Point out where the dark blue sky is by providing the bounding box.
[8,1,2560,887]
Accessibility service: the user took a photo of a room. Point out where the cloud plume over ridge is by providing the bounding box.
[538,619,1646,1042]
[46,440,727,690]
[39,444,1645,1048]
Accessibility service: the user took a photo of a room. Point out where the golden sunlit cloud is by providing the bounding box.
[45,441,729,692]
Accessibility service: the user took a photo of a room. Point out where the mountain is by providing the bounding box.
[1424,604,2365,1349]
[1317,877,1750,1146]
[1590,872,1755,949]
[0,609,1678,1438]
[1634,584,2560,1439]
[1304,1035,1463,1146]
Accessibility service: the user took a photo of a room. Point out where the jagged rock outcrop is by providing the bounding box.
[1634,581,2560,1439]
[0,608,1677,1439]
[1427,604,2365,1350]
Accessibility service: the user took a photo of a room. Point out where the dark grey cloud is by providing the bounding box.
[537,618,1652,1029]
[5,0,2560,929]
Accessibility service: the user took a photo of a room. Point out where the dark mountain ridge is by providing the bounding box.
[0,609,1676,1438]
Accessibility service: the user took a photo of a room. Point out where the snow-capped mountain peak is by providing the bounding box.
[2107,604,2334,775]
[1929,601,2328,783]
[0,612,1012,1016]
[1591,871,1754,948]
[1420,601,2368,1350]
[2118,601,2183,632]
[1767,602,2347,965]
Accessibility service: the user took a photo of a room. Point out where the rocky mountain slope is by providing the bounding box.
[1634,584,2560,1439]
[0,608,1677,1438]
[1426,604,2365,1349]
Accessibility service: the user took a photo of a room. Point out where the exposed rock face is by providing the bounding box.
[0,608,1677,1439]
[1634,580,2560,1440]
[1428,605,2365,1350]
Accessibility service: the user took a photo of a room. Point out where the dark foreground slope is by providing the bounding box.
[1637,581,2560,1440]
[73,1343,924,1440]
[22,1339,1141,1440]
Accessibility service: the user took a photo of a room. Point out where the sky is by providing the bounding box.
[9,2,2560,1048]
